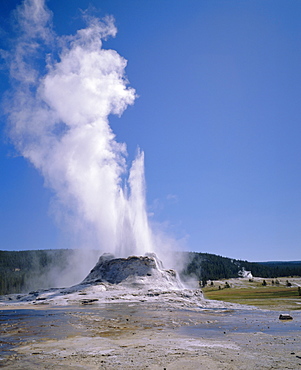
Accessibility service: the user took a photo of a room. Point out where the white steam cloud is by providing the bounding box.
[4,0,155,259]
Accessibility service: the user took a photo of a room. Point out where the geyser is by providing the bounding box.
[81,253,183,290]
[4,0,155,258]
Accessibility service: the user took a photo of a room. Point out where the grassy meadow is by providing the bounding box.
[203,277,301,310]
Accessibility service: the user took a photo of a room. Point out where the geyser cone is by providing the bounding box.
[82,253,183,290]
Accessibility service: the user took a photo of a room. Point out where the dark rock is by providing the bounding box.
[80,298,99,305]
[29,291,39,296]
[279,314,293,320]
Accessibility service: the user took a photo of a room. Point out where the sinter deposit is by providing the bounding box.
[0,254,189,306]
[82,253,182,289]
[0,253,251,310]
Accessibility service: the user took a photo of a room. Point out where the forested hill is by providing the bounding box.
[0,249,301,295]
[0,249,74,295]
[181,252,301,284]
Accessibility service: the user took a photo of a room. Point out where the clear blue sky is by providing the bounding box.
[0,0,300,262]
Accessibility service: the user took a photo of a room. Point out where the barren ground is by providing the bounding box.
[1,279,301,370]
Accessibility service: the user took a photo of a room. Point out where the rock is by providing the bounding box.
[279,314,293,320]
[80,298,99,305]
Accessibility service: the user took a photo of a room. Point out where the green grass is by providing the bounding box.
[203,286,301,310]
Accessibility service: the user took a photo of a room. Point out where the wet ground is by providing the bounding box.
[1,302,301,369]
[180,307,301,337]
[0,308,80,357]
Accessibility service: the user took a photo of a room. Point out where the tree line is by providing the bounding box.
[1,249,301,295]
[180,252,301,285]
[0,249,74,295]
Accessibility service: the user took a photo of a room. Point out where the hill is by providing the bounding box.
[0,249,74,295]
[181,252,301,285]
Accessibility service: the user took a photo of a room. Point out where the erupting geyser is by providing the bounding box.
[4,0,156,260]
[1,0,207,309]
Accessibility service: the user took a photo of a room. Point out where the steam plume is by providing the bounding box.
[4,0,154,257]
